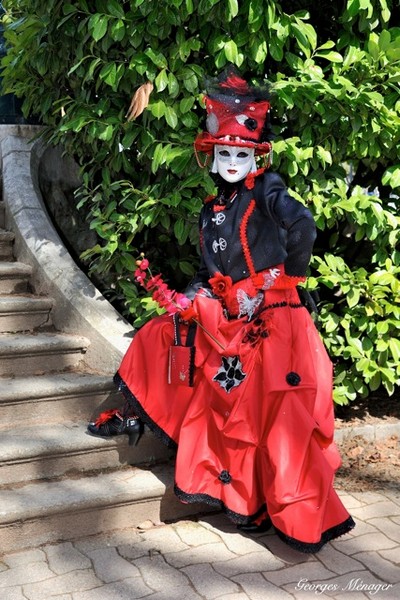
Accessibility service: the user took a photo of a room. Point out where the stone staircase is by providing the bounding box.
[0,198,195,555]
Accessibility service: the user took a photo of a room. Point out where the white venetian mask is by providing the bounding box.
[212,145,256,183]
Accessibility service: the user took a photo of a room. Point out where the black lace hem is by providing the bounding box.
[274,515,356,554]
[113,372,177,450]
[174,483,267,525]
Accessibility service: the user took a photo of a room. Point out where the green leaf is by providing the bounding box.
[347,288,360,308]
[174,218,186,242]
[314,50,343,63]
[227,0,239,19]
[149,100,166,119]
[179,97,194,113]
[164,106,178,128]
[316,40,336,51]
[89,14,108,42]
[155,68,169,92]
[145,48,168,69]
[110,19,125,42]
[99,62,117,87]
[382,166,400,189]
[168,72,180,97]
[389,338,400,362]
[182,68,198,92]
[107,0,126,19]
[224,40,239,64]
[345,0,360,18]
[291,20,317,57]
[63,4,78,15]
[378,29,391,52]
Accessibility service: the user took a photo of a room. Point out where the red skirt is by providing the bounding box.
[115,284,354,552]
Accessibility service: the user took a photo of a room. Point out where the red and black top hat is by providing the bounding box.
[194,67,273,156]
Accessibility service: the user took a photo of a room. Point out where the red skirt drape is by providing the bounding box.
[115,285,354,552]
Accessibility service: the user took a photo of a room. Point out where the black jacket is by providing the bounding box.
[186,171,316,297]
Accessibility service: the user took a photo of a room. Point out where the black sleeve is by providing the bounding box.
[183,208,211,299]
[260,172,317,277]
[183,253,211,299]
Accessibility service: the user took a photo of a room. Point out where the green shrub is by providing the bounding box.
[1,0,399,403]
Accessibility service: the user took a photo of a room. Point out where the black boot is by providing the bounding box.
[87,409,144,446]
[237,517,272,534]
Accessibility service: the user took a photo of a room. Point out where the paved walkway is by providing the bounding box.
[1,489,399,600]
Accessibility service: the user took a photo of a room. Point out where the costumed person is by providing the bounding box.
[87,68,355,553]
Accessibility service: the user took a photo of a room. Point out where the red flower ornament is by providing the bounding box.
[133,256,190,315]
[209,272,233,298]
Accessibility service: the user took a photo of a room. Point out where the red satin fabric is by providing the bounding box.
[117,286,352,549]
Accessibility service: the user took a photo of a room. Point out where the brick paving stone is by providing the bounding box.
[350,501,400,521]
[44,542,92,575]
[214,551,286,577]
[346,520,379,537]
[265,562,336,587]
[83,546,140,582]
[211,529,273,555]
[332,593,370,600]
[22,570,103,599]
[351,552,400,584]
[2,549,46,568]
[0,563,55,588]
[182,563,239,598]
[379,548,400,564]
[232,572,294,600]
[172,520,222,545]
[137,587,203,600]
[384,491,400,507]
[215,595,251,600]
[164,542,237,568]
[0,485,398,600]
[368,517,400,543]
[227,533,276,555]
[337,494,366,509]
[332,532,398,555]
[315,545,365,574]
[135,553,191,591]
[70,578,153,600]
[74,529,142,553]
[117,526,190,561]
[0,586,27,600]
[388,583,400,600]
[350,492,387,504]
[139,524,193,551]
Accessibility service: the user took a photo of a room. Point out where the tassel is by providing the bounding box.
[94,409,122,426]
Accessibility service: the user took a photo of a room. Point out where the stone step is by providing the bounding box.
[0,332,90,376]
[0,261,32,294]
[0,464,206,554]
[0,229,14,260]
[0,421,173,486]
[0,372,122,424]
[0,295,53,332]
